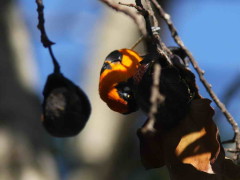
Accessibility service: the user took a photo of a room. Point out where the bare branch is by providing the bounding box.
[143,0,172,65]
[120,0,172,65]
[118,2,144,12]
[144,0,158,28]
[35,0,60,73]
[147,63,164,131]
[36,0,54,47]
[150,0,240,157]
[130,35,144,50]
[226,148,240,153]
[100,0,146,36]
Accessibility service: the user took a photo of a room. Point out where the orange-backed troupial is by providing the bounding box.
[99,49,143,114]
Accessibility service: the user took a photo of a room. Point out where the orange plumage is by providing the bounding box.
[99,49,142,114]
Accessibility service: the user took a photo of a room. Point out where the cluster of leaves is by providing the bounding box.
[139,98,240,179]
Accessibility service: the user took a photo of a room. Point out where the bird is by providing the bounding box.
[99,49,143,114]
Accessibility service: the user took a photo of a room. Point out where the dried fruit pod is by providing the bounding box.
[42,73,91,137]
[133,49,200,129]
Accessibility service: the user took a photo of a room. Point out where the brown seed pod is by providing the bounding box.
[42,73,91,137]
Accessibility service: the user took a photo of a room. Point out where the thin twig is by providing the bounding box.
[130,35,144,50]
[119,1,155,42]
[35,0,60,73]
[225,148,240,153]
[120,0,167,132]
[143,0,172,64]
[148,63,164,131]
[118,2,144,12]
[151,0,240,155]
[144,0,158,29]
[120,1,172,65]
[100,0,146,36]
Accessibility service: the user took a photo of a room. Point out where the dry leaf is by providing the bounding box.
[138,98,240,179]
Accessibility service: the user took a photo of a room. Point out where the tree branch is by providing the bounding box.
[100,0,146,36]
[119,1,172,65]
[35,0,60,73]
[147,63,164,131]
[150,0,240,158]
